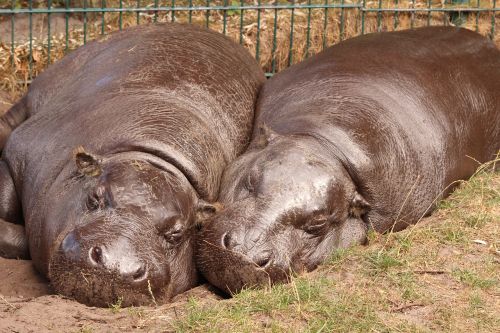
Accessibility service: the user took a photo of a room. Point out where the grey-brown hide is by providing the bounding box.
[0,23,265,306]
[197,27,500,294]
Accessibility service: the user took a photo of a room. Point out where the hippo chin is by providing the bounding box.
[0,23,265,306]
[197,26,500,294]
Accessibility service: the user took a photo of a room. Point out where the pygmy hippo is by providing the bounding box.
[0,23,265,306]
[197,26,500,293]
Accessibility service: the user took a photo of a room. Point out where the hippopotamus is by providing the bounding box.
[0,23,265,306]
[197,26,500,293]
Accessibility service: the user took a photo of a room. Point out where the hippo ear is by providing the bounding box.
[195,200,222,226]
[349,191,370,217]
[73,146,102,177]
[254,123,279,149]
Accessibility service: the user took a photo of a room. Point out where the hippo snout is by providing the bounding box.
[50,226,171,307]
[221,231,274,269]
[59,230,153,285]
[88,245,149,283]
[197,229,293,294]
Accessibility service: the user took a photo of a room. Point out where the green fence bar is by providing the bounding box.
[493,0,497,38]
[323,0,329,49]
[28,0,32,79]
[288,0,295,66]
[223,0,228,35]
[206,0,210,28]
[101,0,106,35]
[0,1,498,83]
[48,0,52,64]
[65,0,70,50]
[172,0,176,22]
[427,0,431,26]
[188,0,193,23]
[256,0,261,62]
[377,0,382,32]
[361,0,366,34]
[394,0,399,29]
[239,0,244,44]
[136,0,141,25]
[84,0,88,42]
[154,0,159,22]
[475,0,480,31]
[305,0,312,57]
[340,0,345,40]
[271,2,278,73]
[0,4,364,15]
[10,0,14,67]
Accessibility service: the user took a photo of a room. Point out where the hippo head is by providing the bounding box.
[197,126,370,294]
[48,147,212,306]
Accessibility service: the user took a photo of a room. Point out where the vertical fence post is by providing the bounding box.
[239,0,245,45]
[256,0,261,63]
[288,0,295,66]
[492,0,497,39]
[28,0,32,80]
[305,0,312,58]
[10,0,14,68]
[48,0,52,64]
[448,0,468,26]
[322,0,329,49]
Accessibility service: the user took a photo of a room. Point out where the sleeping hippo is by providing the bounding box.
[197,26,500,293]
[0,23,265,306]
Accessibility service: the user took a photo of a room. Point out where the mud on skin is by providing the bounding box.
[197,26,500,294]
[0,23,265,306]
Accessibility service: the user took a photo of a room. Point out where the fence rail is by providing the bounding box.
[0,1,499,92]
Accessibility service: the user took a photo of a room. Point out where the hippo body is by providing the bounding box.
[0,23,265,305]
[197,27,500,293]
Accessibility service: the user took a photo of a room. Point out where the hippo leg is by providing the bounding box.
[0,219,28,259]
[0,160,27,259]
[0,96,28,150]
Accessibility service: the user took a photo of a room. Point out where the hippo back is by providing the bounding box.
[255,26,500,231]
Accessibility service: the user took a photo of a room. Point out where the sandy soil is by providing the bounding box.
[0,257,223,332]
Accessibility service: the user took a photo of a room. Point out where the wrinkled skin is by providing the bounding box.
[0,23,265,306]
[197,27,500,294]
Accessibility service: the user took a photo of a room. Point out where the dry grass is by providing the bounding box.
[170,157,499,332]
[0,0,499,98]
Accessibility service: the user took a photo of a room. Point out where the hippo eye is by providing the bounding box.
[302,216,329,235]
[86,193,101,211]
[86,187,107,211]
[163,224,184,247]
[244,172,258,193]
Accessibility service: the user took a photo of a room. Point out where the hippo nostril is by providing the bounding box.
[222,232,232,249]
[89,246,103,265]
[132,264,148,282]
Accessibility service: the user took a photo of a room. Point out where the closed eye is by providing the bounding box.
[86,188,107,211]
[302,215,330,235]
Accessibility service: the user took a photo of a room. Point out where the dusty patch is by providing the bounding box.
[0,274,221,333]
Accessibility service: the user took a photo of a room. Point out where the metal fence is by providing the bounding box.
[0,1,499,90]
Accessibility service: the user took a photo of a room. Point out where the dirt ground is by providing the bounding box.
[0,257,223,333]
